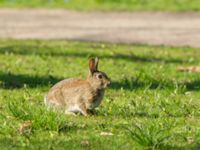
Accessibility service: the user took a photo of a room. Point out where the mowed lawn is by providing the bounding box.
[0,40,200,149]
[0,0,200,11]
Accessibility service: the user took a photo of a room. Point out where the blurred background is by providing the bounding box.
[1,0,200,48]
[0,0,200,11]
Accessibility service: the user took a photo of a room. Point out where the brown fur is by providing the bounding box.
[44,58,111,116]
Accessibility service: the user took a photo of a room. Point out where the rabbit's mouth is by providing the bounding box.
[107,80,111,86]
[103,81,111,88]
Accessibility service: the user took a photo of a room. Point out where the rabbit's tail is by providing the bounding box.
[44,95,47,105]
[44,95,51,111]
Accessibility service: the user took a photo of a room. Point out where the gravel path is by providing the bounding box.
[0,9,200,48]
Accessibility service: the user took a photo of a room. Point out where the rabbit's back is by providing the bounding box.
[45,78,86,107]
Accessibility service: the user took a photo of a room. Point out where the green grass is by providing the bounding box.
[1,0,200,11]
[0,40,200,149]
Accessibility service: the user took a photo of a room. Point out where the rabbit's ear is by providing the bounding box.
[89,58,96,74]
[94,57,99,70]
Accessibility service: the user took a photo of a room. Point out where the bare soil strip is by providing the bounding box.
[0,9,200,47]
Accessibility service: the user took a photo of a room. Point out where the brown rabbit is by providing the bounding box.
[44,57,111,116]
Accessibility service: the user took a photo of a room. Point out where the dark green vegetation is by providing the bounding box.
[0,0,200,11]
[0,40,200,149]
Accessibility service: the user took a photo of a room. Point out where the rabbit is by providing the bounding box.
[44,57,111,116]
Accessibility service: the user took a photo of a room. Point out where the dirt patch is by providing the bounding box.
[0,9,200,47]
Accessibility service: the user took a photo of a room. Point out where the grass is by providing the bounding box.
[0,40,200,149]
[0,0,200,11]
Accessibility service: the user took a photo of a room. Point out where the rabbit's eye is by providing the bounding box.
[98,74,103,79]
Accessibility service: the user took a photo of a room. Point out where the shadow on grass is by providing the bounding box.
[0,72,62,89]
[111,79,200,91]
[0,72,199,91]
[184,80,200,91]
[0,45,184,64]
